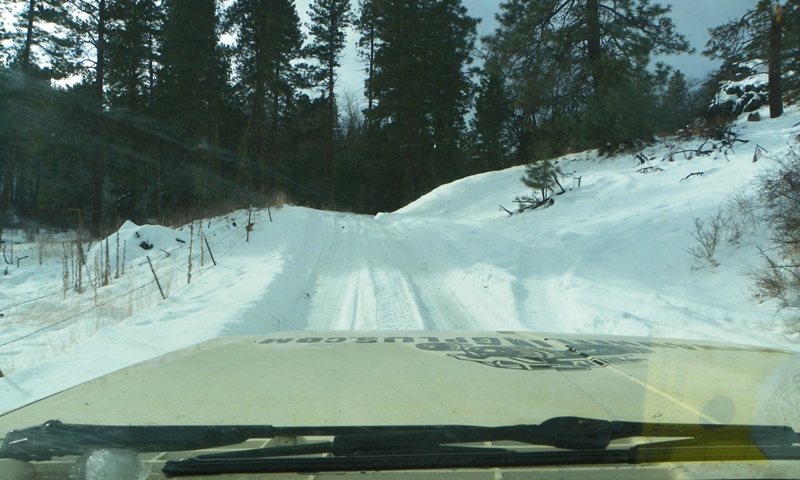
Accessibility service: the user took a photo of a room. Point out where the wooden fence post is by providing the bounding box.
[147,255,167,300]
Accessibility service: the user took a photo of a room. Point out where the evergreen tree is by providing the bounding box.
[785,2,800,92]
[4,0,73,76]
[32,84,99,227]
[658,69,693,132]
[0,0,73,222]
[482,0,690,159]
[157,0,226,216]
[470,63,513,172]
[225,0,303,195]
[305,0,354,204]
[105,0,162,111]
[705,1,798,119]
[355,0,377,128]
[480,1,578,161]
[334,90,371,211]
[283,93,329,205]
[424,0,476,184]
[521,160,563,202]
[367,0,477,206]
[103,0,164,224]
[514,159,565,212]
[46,0,114,234]
[0,6,8,65]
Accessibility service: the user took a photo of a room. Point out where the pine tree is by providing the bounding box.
[0,0,73,221]
[515,159,564,211]
[305,0,354,204]
[225,0,303,194]
[104,0,164,224]
[423,0,476,185]
[785,3,800,93]
[157,0,225,215]
[41,0,114,235]
[355,0,377,127]
[471,63,513,172]
[105,0,161,111]
[659,70,693,132]
[5,0,73,76]
[704,2,799,119]
[480,0,587,160]
[483,0,691,158]
[366,0,477,206]
[0,6,8,66]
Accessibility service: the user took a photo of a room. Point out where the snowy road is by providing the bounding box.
[221,210,526,335]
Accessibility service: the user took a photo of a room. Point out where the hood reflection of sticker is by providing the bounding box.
[415,342,652,372]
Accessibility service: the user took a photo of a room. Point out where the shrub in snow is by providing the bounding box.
[756,149,800,316]
[513,160,565,212]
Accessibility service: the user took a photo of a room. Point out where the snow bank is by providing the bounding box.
[86,221,189,266]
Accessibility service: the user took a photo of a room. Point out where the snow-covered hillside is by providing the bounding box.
[1,106,799,414]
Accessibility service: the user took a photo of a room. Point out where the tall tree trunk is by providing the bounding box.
[586,0,602,90]
[366,22,375,132]
[768,3,784,119]
[268,64,280,194]
[327,58,336,204]
[2,0,37,216]
[358,0,376,134]
[2,125,17,216]
[256,93,267,192]
[21,0,35,71]
[91,0,107,237]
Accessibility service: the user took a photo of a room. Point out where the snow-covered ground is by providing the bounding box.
[1,106,799,415]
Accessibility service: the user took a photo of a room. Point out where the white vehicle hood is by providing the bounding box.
[1,331,799,479]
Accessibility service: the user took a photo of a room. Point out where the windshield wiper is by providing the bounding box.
[3,417,798,475]
[0,420,472,462]
[163,416,800,476]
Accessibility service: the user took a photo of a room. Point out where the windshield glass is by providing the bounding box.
[1,0,799,479]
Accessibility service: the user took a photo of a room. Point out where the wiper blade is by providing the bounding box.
[163,417,800,476]
[0,416,623,462]
[3,417,798,473]
[0,420,275,461]
[161,417,800,476]
[180,416,799,458]
[0,420,471,462]
[165,446,800,477]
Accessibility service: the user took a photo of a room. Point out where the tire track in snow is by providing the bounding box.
[228,207,525,334]
[302,214,428,331]
[218,209,338,335]
[378,228,479,330]
[377,216,533,332]
[300,212,492,331]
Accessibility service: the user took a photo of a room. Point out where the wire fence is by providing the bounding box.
[0,212,256,356]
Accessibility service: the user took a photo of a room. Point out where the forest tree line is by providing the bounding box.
[0,0,798,236]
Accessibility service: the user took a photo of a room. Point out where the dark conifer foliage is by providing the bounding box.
[225,0,303,197]
[477,0,691,161]
[1,0,797,232]
[305,0,354,205]
[470,67,513,173]
[102,0,164,225]
[365,0,477,207]
[658,70,695,132]
[1,0,74,225]
[156,0,226,216]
